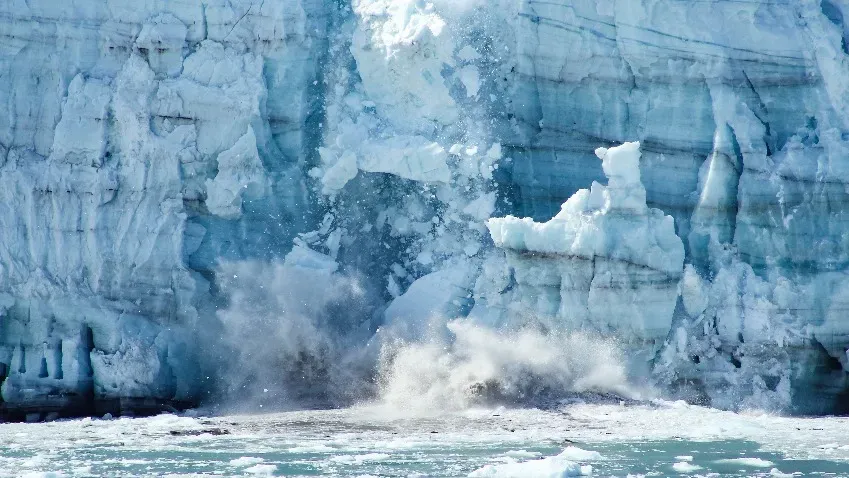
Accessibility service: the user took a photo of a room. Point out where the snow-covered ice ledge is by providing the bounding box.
[479,143,685,357]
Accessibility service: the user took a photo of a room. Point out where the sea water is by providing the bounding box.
[1,401,848,477]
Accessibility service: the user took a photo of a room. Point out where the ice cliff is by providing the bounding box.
[481,142,684,361]
[0,0,327,416]
[2,0,849,416]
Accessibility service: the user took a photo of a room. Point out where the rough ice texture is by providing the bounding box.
[0,0,327,412]
[4,0,849,416]
[482,143,684,357]
[505,0,849,413]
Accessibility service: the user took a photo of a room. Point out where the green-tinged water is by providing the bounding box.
[1,402,849,477]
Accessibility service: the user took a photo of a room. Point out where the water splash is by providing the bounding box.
[376,320,638,414]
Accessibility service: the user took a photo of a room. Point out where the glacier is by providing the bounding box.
[481,142,684,360]
[2,0,849,418]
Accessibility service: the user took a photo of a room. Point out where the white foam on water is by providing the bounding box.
[1,403,849,475]
[288,444,336,453]
[101,458,151,465]
[502,450,543,459]
[717,457,775,467]
[329,453,392,464]
[376,320,636,414]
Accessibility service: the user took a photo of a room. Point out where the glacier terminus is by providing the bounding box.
[1,0,849,420]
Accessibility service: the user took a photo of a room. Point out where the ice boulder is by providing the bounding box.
[481,142,684,354]
[468,448,594,477]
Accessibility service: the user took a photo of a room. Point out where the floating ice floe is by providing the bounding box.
[468,448,596,477]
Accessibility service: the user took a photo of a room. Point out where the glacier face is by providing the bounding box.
[2,0,849,415]
[506,0,849,413]
[0,0,328,412]
[481,143,684,361]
